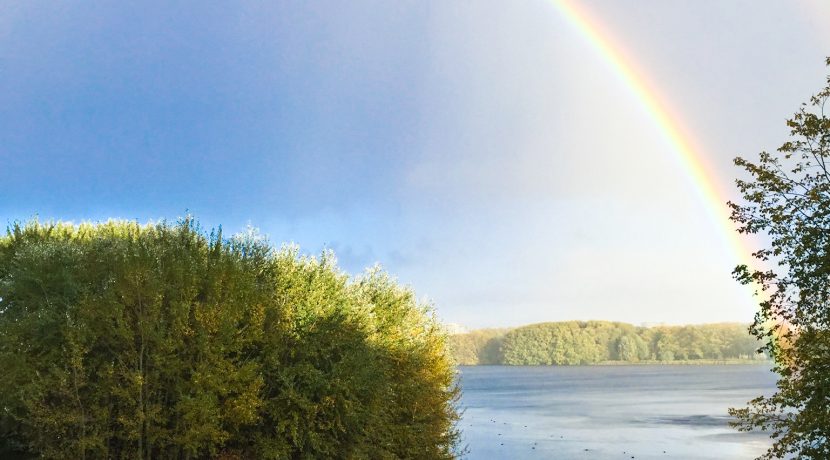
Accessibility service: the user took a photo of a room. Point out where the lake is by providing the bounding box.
[457,365,777,459]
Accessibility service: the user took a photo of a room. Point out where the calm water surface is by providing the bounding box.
[457,365,776,460]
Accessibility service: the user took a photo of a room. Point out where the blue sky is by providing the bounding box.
[2,1,828,328]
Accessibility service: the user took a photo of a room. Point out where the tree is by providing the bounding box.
[616,334,648,362]
[0,218,461,459]
[728,59,830,459]
[469,321,757,366]
[447,329,507,365]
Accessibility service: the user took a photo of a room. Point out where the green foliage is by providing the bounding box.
[0,218,461,459]
[727,59,830,459]
[449,321,762,366]
[447,329,507,365]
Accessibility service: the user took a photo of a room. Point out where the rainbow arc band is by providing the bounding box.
[550,0,757,274]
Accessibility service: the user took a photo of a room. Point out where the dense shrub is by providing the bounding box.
[0,218,460,459]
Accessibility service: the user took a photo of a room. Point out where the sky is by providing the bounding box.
[1,1,828,329]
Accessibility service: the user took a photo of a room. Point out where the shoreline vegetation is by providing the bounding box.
[459,359,769,367]
[449,321,767,366]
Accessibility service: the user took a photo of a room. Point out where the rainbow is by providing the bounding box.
[548,0,756,271]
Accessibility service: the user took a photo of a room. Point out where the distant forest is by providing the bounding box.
[449,321,765,365]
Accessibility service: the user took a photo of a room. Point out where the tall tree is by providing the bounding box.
[728,59,830,459]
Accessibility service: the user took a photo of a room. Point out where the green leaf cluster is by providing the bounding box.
[449,321,763,365]
[728,58,830,459]
[0,218,460,459]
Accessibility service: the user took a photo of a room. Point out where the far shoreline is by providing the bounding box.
[456,359,772,367]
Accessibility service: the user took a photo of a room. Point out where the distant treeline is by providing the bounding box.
[449,321,765,365]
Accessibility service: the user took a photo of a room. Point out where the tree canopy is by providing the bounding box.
[449,321,762,366]
[728,59,830,459]
[0,218,460,459]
